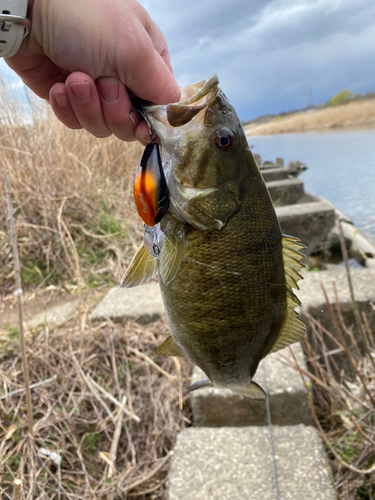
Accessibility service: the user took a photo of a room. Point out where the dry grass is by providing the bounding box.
[287,296,375,499]
[0,309,192,499]
[245,99,375,136]
[0,85,144,295]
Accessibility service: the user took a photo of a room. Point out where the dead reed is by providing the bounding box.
[0,310,192,499]
[284,288,375,499]
[0,85,144,294]
[245,99,375,136]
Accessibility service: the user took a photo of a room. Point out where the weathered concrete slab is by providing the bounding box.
[190,343,311,427]
[267,178,304,205]
[262,167,290,182]
[297,267,375,377]
[89,283,164,324]
[276,201,335,255]
[26,299,79,328]
[167,425,336,500]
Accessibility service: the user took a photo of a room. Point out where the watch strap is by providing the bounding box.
[0,0,30,58]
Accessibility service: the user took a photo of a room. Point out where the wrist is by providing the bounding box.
[0,0,30,57]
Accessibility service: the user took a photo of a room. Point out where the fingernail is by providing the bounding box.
[70,81,91,103]
[98,78,119,103]
[52,90,69,108]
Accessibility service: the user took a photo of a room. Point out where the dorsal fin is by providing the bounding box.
[270,235,306,353]
[120,244,158,288]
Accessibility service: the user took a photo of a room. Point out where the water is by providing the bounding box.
[248,127,375,237]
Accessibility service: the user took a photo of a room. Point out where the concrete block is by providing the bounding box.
[296,267,375,377]
[27,300,79,328]
[267,178,304,206]
[275,157,284,167]
[167,425,336,500]
[89,283,164,324]
[276,201,335,255]
[262,167,290,182]
[190,343,311,427]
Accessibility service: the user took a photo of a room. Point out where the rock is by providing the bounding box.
[286,160,308,175]
[167,425,336,500]
[276,201,335,255]
[267,179,305,206]
[190,343,311,427]
[89,283,164,324]
[365,258,375,269]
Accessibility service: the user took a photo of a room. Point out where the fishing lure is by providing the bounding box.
[134,133,169,227]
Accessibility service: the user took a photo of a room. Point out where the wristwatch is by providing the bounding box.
[0,0,30,57]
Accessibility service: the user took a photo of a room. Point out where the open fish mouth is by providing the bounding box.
[144,74,220,133]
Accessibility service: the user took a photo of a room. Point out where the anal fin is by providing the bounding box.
[156,333,184,357]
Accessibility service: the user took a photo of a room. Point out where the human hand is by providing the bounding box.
[5,0,180,143]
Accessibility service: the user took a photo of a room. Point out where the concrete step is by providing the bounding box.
[261,167,291,182]
[190,342,311,427]
[296,267,375,378]
[89,282,164,324]
[276,200,335,255]
[167,425,336,500]
[267,178,305,206]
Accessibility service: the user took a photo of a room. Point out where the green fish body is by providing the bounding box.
[122,75,305,400]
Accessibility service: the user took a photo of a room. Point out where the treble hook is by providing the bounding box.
[129,108,156,143]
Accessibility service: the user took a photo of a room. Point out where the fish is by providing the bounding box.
[122,74,306,400]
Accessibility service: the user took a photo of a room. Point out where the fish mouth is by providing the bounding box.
[144,74,219,130]
[178,74,219,106]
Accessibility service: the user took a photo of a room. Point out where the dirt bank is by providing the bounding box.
[244,99,375,136]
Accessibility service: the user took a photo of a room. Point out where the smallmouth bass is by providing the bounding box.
[122,75,306,400]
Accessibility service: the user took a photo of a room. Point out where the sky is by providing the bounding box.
[1,0,375,121]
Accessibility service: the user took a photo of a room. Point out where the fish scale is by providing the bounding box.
[122,74,306,400]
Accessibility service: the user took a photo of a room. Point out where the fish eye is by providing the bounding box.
[215,129,234,151]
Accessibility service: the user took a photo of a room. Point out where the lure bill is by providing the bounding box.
[134,142,169,227]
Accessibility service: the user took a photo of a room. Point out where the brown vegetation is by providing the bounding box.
[0,310,192,498]
[245,99,375,136]
[0,87,144,295]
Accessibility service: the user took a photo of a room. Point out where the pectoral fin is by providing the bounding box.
[156,333,184,357]
[159,216,185,285]
[120,244,158,288]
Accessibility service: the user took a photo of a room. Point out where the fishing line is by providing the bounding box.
[262,363,281,500]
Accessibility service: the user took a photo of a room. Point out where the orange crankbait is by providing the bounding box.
[134,141,169,226]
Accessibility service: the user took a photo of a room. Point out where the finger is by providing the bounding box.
[125,35,181,106]
[65,72,112,138]
[97,77,140,142]
[134,121,151,146]
[50,83,82,129]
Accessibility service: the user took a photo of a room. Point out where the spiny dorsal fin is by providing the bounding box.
[120,244,158,288]
[156,333,184,357]
[270,235,306,353]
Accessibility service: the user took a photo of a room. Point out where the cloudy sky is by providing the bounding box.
[1,0,374,121]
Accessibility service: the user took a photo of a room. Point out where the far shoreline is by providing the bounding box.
[244,99,375,137]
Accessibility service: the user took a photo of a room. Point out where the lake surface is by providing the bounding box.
[248,126,375,237]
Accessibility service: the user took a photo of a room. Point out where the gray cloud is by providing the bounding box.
[141,0,375,119]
